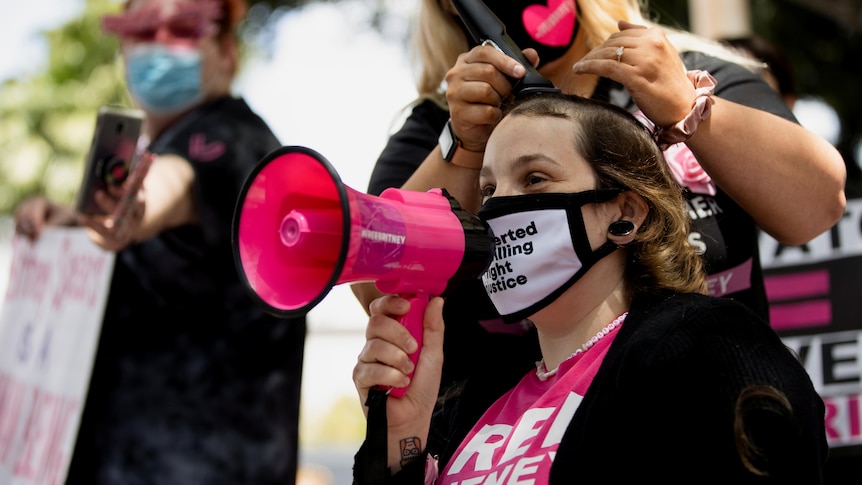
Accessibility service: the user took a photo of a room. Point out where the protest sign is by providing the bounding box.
[0,227,114,485]
[762,197,862,450]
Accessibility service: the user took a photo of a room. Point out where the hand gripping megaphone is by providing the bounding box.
[232,146,494,397]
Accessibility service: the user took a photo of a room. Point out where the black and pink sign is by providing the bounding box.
[760,197,862,450]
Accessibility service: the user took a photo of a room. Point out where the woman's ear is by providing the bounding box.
[607,191,648,245]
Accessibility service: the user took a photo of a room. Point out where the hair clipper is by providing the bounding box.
[452,0,560,96]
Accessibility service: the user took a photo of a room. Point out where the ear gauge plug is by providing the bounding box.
[608,220,635,236]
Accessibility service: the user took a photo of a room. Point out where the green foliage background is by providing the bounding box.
[1,0,860,216]
[0,0,129,215]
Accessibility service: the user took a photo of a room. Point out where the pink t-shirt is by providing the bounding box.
[436,323,621,485]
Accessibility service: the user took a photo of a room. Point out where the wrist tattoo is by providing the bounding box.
[399,437,422,467]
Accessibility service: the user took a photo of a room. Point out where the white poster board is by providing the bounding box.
[0,226,114,485]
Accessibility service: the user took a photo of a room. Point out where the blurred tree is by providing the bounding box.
[241,0,398,59]
[0,0,128,215]
[0,0,402,216]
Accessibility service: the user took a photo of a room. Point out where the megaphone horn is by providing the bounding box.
[232,146,494,397]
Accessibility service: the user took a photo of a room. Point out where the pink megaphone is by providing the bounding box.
[232,146,494,397]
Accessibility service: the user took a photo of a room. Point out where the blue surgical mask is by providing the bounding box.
[125,44,203,115]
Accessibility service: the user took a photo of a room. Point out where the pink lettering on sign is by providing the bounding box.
[823,394,862,447]
[770,301,832,331]
[765,270,830,300]
[0,372,80,484]
[0,374,27,464]
[51,237,109,309]
[13,389,78,484]
[765,269,832,331]
[5,243,51,303]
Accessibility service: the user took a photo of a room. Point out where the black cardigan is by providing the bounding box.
[355,292,827,484]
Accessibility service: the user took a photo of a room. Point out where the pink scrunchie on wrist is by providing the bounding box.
[655,70,717,150]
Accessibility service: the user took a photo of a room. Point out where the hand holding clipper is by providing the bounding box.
[452,0,560,96]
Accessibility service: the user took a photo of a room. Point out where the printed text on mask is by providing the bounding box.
[484,221,536,293]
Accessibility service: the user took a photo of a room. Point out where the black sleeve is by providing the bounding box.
[367,99,451,196]
[352,441,426,485]
[681,51,797,123]
[670,304,827,482]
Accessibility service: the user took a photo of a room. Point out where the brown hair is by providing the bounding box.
[504,93,707,296]
[733,385,795,476]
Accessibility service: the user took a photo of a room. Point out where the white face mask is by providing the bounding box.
[477,189,622,323]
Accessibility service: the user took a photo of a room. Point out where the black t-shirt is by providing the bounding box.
[366,52,796,400]
[67,97,305,485]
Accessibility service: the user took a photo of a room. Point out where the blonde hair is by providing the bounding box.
[410,0,757,105]
[410,0,467,107]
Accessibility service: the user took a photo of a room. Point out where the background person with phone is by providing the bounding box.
[73,106,146,220]
[13,0,306,483]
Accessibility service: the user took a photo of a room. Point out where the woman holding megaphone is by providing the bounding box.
[352,93,827,483]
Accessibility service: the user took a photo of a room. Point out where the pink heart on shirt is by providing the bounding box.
[188,133,225,163]
[522,0,577,47]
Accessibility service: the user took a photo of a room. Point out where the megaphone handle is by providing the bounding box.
[387,292,430,398]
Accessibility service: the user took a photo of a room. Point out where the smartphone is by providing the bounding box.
[451,0,561,96]
[111,150,154,239]
[75,106,145,215]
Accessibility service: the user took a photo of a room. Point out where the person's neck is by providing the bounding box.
[541,32,600,98]
[144,111,187,140]
[141,93,228,139]
[531,254,631,371]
